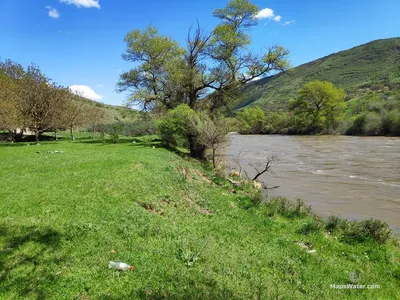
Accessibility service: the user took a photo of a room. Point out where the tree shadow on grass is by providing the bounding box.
[99,276,241,300]
[0,223,64,298]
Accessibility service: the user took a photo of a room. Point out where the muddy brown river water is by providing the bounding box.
[225,134,400,233]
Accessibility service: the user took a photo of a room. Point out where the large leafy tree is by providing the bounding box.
[117,25,185,111]
[118,0,290,158]
[290,80,346,132]
[118,0,289,114]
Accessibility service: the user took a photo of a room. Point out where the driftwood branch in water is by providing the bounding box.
[249,155,276,181]
[261,182,280,190]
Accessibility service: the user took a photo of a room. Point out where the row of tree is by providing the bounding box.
[117,0,289,158]
[237,80,400,136]
[0,59,105,142]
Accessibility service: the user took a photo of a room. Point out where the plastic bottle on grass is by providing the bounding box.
[108,261,133,271]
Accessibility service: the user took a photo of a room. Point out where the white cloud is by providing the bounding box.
[283,20,295,26]
[46,6,60,18]
[60,0,100,9]
[273,15,281,22]
[96,84,104,88]
[69,85,102,101]
[255,8,274,19]
[255,8,282,23]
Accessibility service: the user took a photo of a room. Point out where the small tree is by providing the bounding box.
[290,80,346,133]
[158,104,228,162]
[85,105,105,139]
[197,117,229,168]
[62,92,89,140]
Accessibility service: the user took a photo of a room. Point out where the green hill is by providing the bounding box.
[75,96,140,124]
[237,38,400,111]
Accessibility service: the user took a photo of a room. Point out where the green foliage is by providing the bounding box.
[236,106,266,133]
[118,25,184,110]
[340,219,392,244]
[325,215,341,233]
[297,219,322,235]
[345,89,400,136]
[265,197,313,219]
[213,0,259,29]
[119,0,289,114]
[157,104,198,148]
[177,248,200,267]
[96,120,157,137]
[111,124,121,143]
[157,104,229,161]
[264,110,294,134]
[290,80,346,133]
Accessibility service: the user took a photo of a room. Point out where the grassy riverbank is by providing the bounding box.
[0,137,399,299]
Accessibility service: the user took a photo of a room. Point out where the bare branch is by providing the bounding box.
[249,155,276,181]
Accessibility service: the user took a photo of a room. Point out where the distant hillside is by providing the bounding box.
[76,96,140,124]
[236,38,400,111]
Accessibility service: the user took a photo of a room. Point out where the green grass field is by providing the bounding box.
[0,137,399,299]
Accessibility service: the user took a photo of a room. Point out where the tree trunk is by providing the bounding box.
[35,130,40,144]
[70,127,75,141]
[54,130,58,141]
[212,148,216,168]
[188,136,206,160]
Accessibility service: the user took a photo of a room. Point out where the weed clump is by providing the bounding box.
[340,218,392,244]
[265,197,313,219]
[325,215,341,233]
[297,220,322,235]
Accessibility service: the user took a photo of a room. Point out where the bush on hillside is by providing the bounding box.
[340,218,391,244]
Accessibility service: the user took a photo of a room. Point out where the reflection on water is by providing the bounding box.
[226,134,400,233]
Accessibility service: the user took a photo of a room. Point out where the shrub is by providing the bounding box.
[251,190,264,206]
[363,112,383,135]
[265,197,293,217]
[157,104,228,161]
[95,120,157,137]
[325,215,341,233]
[111,125,121,143]
[157,104,196,148]
[386,109,400,135]
[346,113,366,135]
[123,120,157,136]
[340,218,391,244]
[294,198,313,217]
[298,220,322,235]
[265,197,312,219]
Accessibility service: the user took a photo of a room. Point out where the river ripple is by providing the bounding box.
[225,134,400,233]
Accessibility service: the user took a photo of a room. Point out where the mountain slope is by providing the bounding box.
[237,37,400,111]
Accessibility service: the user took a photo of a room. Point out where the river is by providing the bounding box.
[225,134,400,233]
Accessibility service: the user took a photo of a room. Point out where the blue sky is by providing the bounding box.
[1,0,399,106]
